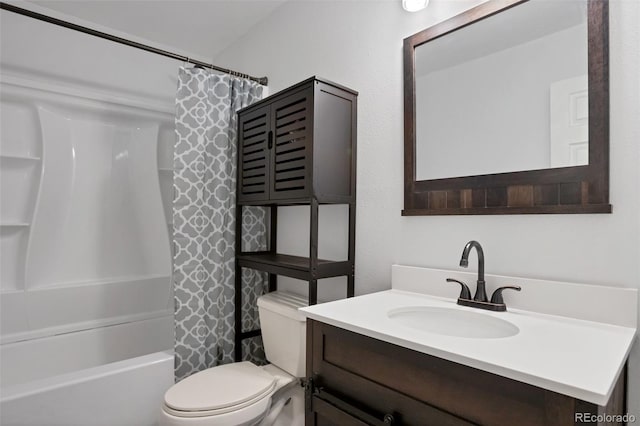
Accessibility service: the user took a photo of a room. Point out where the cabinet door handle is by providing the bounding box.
[268,130,273,150]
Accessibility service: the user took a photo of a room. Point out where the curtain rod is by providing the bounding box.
[0,2,268,86]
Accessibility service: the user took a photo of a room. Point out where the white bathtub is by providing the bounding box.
[0,317,175,426]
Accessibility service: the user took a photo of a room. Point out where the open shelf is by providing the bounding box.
[0,154,41,161]
[1,155,40,231]
[239,196,354,207]
[237,252,352,280]
[1,225,28,292]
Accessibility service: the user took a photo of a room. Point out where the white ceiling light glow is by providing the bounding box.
[402,0,429,12]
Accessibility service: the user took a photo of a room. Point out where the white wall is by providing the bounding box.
[216,0,640,415]
[0,4,179,106]
[416,23,587,180]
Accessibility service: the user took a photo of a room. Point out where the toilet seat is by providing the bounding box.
[163,362,277,419]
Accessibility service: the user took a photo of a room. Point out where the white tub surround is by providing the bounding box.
[0,74,175,343]
[1,10,178,426]
[1,29,176,426]
[1,315,173,426]
[300,265,637,406]
[0,315,173,387]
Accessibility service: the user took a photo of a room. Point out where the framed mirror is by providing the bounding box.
[403,0,610,215]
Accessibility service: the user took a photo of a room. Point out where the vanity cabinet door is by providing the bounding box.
[308,389,403,426]
[306,322,477,426]
[307,381,473,426]
[310,396,369,426]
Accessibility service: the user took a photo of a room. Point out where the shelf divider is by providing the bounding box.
[0,154,41,161]
[237,252,352,280]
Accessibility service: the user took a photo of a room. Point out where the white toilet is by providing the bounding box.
[159,291,307,426]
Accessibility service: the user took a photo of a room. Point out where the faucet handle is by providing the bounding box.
[490,286,522,304]
[446,278,472,300]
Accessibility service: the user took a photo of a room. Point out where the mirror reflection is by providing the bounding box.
[415,0,588,181]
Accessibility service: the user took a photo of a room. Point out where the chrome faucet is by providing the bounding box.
[446,240,521,312]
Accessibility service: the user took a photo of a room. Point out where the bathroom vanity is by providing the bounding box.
[301,266,637,425]
[305,320,625,426]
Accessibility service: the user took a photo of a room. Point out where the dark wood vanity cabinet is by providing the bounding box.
[306,320,627,426]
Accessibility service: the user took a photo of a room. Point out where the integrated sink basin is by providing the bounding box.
[387,306,520,339]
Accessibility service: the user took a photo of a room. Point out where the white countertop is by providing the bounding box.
[300,288,636,406]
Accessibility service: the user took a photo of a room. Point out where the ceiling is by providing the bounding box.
[28,0,288,61]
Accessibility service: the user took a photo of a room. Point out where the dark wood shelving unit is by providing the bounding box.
[234,77,358,361]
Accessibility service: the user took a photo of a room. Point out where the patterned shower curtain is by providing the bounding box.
[173,67,268,381]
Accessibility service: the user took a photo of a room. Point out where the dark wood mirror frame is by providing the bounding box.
[403,0,610,216]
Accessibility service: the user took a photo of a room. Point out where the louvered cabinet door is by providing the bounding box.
[269,88,313,200]
[238,105,271,202]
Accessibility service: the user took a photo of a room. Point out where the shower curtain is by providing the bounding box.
[173,67,267,381]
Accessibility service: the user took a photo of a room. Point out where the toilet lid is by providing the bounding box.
[164,362,276,413]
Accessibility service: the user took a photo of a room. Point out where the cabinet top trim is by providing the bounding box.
[237,76,358,115]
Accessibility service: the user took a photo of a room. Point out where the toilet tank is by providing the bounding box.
[257,291,307,377]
